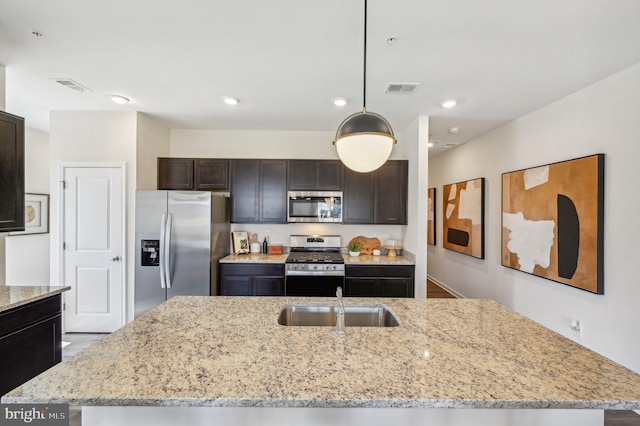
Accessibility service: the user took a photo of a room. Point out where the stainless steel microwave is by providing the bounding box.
[287,191,342,223]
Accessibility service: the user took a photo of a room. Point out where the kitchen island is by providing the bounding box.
[3,296,640,425]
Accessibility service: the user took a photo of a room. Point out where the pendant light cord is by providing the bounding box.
[363,0,367,113]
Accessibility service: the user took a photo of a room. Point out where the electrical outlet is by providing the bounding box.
[570,318,582,340]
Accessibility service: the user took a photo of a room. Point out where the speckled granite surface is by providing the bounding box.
[220,253,415,265]
[220,253,288,263]
[0,285,70,313]
[4,297,640,409]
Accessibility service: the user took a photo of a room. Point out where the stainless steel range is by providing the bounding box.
[285,235,345,296]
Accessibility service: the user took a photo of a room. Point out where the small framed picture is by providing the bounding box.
[231,231,250,254]
[9,193,49,235]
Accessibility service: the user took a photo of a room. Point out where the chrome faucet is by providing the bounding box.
[335,286,345,336]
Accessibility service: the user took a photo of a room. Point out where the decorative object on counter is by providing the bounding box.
[262,237,268,254]
[383,236,402,257]
[231,231,249,254]
[502,154,604,294]
[332,0,396,173]
[249,233,258,243]
[443,177,485,259]
[250,242,261,253]
[427,187,436,245]
[347,236,381,255]
[347,241,363,257]
[268,245,283,255]
[9,193,49,235]
[372,249,381,256]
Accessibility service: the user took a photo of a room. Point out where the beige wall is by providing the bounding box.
[428,62,640,373]
[136,113,170,190]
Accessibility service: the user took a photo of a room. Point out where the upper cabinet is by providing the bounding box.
[343,160,408,225]
[288,160,343,191]
[0,112,25,232]
[158,158,229,191]
[230,159,287,223]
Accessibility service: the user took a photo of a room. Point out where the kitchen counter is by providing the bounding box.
[4,296,640,409]
[220,253,415,265]
[0,285,71,313]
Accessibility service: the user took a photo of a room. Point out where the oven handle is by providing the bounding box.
[285,270,345,277]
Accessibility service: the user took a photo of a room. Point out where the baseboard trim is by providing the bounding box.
[427,275,465,299]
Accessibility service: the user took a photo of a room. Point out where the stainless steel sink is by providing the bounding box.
[278,303,400,327]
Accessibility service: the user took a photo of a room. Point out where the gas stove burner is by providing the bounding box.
[287,252,344,264]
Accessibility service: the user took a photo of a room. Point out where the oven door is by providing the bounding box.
[285,273,345,297]
[287,191,342,223]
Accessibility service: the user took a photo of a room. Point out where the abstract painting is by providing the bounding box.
[9,193,49,235]
[502,154,604,294]
[443,178,484,258]
[427,188,436,245]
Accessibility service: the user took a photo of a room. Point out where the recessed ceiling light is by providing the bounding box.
[224,97,239,106]
[441,100,457,108]
[448,126,460,134]
[333,98,347,107]
[110,95,130,104]
[428,142,434,148]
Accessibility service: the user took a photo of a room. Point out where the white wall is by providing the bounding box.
[428,62,640,373]
[50,111,137,322]
[5,127,51,285]
[136,112,170,190]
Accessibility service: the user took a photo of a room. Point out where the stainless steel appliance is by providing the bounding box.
[285,235,345,296]
[135,191,230,317]
[287,191,342,223]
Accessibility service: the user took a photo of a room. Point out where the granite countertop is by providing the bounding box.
[0,285,71,313]
[220,253,415,265]
[4,296,640,409]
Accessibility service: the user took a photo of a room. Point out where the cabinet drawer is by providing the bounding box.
[345,265,414,278]
[0,295,61,337]
[221,263,284,277]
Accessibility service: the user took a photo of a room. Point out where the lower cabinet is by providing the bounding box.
[0,295,62,396]
[220,264,285,296]
[345,265,415,298]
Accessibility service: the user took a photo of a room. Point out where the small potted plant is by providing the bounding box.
[348,241,363,257]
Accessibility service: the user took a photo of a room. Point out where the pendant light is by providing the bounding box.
[333,0,396,173]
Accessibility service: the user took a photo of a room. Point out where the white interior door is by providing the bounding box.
[63,165,124,332]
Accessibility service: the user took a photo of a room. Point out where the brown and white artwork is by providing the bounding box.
[442,178,484,258]
[502,154,604,294]
[427,188,436,245]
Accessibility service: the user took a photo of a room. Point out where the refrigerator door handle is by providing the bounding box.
[159,214,167,289]
[165,213,173,288]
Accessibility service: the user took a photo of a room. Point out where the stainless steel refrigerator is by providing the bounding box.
[134,191,230,318]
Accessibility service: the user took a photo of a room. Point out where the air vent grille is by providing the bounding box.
[50,78,91,93]
[385,83,420,93]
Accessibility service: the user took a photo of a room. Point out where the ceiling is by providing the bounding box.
[1,0,639,156]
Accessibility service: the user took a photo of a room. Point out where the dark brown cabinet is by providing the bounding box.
[220,264,285,296]
[0,111,25,232]
[344,265,415,298]
[288,160,343,191]
[343,160,407,225]
[0,295,62,396]
[230,159,287,223]
[158,158,229,190]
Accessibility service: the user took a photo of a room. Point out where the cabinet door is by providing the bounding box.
[381,279,414,298]
[158,158,194,190]
[220,276,253,296]
[230,159,260,223]
[344,278,381,297]
[288,160,316,190]
[259,160,287,223]
[254,276,285,296]
[195,159,229,190]
[316,160,343,190]
[343,168,374,223]
[374,161,408,224]
[0,112,25,232]
[0,314,61,396]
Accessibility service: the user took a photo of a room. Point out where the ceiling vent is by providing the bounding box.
[444,143,458,148]
[385,83,420,94]
[50,78,91,93]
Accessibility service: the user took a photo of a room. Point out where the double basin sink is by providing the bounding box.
[278,303,400,327]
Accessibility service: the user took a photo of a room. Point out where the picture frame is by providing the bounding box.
[502,154,604,294]
[442,178,485,259]
[231,231,250,254]
[427,187,436,245]
[9,193,49,235]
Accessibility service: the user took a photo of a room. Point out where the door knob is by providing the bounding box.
[111,256,121,262]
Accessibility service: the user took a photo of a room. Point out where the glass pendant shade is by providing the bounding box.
[334,110,396,173]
